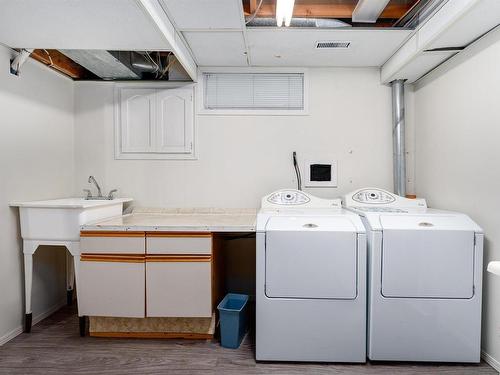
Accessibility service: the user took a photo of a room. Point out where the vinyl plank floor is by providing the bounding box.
[0,306,496,375]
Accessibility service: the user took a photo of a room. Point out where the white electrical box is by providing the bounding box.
[304,159,338,188]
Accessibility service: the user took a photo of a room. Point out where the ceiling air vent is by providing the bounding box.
[315,41,351,49]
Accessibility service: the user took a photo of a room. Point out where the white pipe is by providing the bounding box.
[10,48,34,76]
[352,0,391,23]
[391,80,406,197]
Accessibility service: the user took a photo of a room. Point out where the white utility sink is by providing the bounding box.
[10,197,132,241]
[10,197,132,334]
[487,262,500,276]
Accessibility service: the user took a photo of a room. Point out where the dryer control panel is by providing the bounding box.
[352,189,396,204]
[343,188,427,209]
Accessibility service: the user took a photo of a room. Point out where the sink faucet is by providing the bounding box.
[108,189,118,200]
[88,175,103,198]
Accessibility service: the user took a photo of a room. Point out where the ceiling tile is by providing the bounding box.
[183,32,248,66]
[162,0,243,30]
[247,29,412,67]
[0,0,172,50]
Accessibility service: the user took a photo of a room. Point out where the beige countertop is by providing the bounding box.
[81,208,257,232]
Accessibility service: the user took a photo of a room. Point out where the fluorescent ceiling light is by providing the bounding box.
[352,0,390,23]
[276,0,295,27]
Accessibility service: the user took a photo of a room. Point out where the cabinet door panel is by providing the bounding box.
[157,88,193,153]
[146,260,212,317]
[120,88,156,153]
[78,257,145,318]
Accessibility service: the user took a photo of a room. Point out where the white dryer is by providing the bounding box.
[343,188,483,362]
[256,189,367,362]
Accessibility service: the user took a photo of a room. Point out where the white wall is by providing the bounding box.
[413,28,500,368]
[0,45,74,343]
[74,68,394,207]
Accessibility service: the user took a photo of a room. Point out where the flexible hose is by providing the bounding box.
[292,151,302,191]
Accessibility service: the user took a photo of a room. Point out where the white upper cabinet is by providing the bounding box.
[120,88,156,153]
[115,85,195,160]
[157,89,193,154]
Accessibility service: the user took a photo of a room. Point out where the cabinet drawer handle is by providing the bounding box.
[146,232,212,238]
[145,255,211,262]
[80,254,145,263]
[80,231,145,238]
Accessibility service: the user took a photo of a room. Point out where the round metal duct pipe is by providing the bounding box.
[391,79,406,197]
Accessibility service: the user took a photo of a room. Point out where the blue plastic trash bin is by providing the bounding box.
[217,293,249,349]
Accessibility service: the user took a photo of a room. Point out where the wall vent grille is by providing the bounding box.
[315,41,351,49]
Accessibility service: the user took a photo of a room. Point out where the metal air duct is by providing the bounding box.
[391,79,406,197]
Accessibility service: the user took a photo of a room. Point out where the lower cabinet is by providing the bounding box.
[78,254,146,318]
[146,255,212,317]
[78,231,219,319]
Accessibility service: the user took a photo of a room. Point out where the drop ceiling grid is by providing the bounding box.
[236,0,252,66]
[158,0,413,68]
[161,0,250,66]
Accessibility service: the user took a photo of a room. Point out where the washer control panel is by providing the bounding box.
[352,189,396,205]
[267,190,311,205]
[262,189,341,209]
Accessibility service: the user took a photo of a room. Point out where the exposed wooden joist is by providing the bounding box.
[30,49,88,79]
[249,0,258,13]
[249,3,413,19]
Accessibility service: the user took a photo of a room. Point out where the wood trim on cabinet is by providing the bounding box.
[89,331,213,339]
[80,231,145,238]
[146,232,212,238]
[80,254,146,263]
[145,254,212,262]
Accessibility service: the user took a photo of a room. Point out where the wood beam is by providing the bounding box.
[30,49,88,79]
[252,3,413,19]
[249,0,257,13]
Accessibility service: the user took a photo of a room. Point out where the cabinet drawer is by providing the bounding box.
[146,233,212,255]
[80,232,145,254]
[146,255,212,317]
[78,255,145,318]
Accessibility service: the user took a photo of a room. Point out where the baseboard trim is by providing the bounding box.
[482,350,500,373]
[0,299,66,346]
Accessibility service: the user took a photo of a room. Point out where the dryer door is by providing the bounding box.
[380,215,475,299]
[265,216,358,299]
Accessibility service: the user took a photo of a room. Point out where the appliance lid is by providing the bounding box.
[266,216,358,232]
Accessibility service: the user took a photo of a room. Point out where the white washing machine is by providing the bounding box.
[256,189,367,362]
[343,188,483,362]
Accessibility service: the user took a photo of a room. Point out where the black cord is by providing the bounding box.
[293,151,302,191]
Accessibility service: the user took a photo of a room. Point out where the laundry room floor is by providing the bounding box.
[0,306,495,375]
